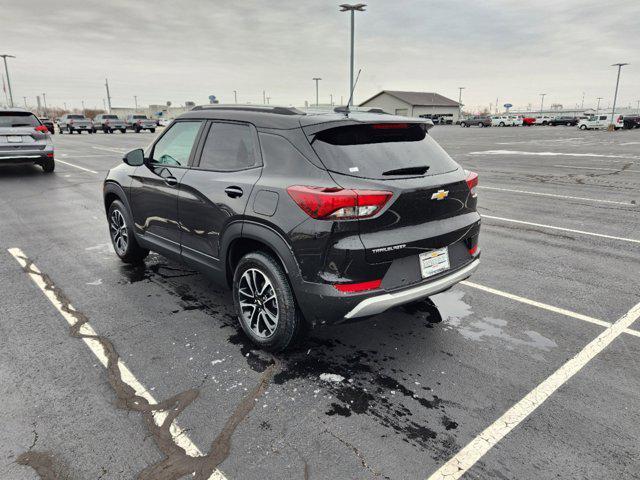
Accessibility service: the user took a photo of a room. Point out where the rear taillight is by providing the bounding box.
[333,279,382,293]
[469,245,478,256]
[287,186,392,220]
[465,171,478,197]
[34,125,49,133]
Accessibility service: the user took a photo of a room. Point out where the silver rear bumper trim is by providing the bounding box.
[344,259,480,319]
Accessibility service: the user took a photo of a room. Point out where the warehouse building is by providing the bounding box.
[359,90,461,123]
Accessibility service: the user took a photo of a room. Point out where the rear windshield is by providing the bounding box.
[310,123,459,179]
[133,115,148,119]
[68,115,86,119]
[103,115,118,119]
[0,112,40,127]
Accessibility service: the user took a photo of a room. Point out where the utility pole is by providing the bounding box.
[457,87,465,120]
[330,93,334,106]
[233,90,237,104]
[42,93,48,116]
[340,3,366,107]
[636,100,640,115]
[134,95,138,111]
[63,102,67,111]
[539,93,546,113]
[581,92,585,109]
[266,96,271,105]
[495,97,499,114]
[82,100,85,114]
[596,97,603,116]
[103,98,107,111]
[23,96,27,109]
[0,54,16,107]
[313,77,322,107]
[104,78,112,113]
[263,90,266,105]
[609,63,628,130]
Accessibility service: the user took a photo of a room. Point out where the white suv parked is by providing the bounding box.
[491,115,514,127]
[534,115,552,125]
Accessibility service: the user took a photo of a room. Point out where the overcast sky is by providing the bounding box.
[1,0,638,112]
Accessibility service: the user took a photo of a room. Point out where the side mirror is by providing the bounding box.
[123,148,145,166]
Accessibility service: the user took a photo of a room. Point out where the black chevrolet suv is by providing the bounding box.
[103,105,480,351]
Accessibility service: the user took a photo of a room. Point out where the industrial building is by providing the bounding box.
[359,90,461,123]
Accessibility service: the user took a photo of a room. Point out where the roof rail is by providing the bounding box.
[191,104,305,116]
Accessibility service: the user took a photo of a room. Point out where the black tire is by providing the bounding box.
[107,200,149,264]
[68,127,74,134]
[233,251,303,352]
[150,128,156,133]
[499,122,505,127]
[460,122,466,128]
[479,123,484,128]
[135,126,141,133]
[579,125,587,130]
[41,158,55,173]
[120,129,126,134]
[88,129,93,134]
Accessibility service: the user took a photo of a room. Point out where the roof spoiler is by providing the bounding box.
[333,106,389,114]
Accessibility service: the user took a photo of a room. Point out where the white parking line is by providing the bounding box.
[427,300,640,480]
[56,160,99,174]
[482,215,640,245]
[461,281,640,337]
[469,149,640,160]
[553,164,640,174]
[92,145,127,154]
[477,186,634,206]
[8,248,226,480]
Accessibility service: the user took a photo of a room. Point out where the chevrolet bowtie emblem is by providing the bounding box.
[431,189,449,200]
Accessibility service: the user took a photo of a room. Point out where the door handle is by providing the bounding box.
[163,176,178,186]
[225,186,243,198]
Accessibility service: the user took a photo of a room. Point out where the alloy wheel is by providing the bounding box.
[238,268,279,338]
[110,209,129,255]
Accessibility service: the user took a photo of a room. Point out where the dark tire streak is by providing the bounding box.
[16,255,279,480]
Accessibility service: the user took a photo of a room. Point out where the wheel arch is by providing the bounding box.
[221,221,302,289]
[103,181,131,215]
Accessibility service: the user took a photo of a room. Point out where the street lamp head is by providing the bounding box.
[340,3,366,11]
[611,63,629,67]
[0,54,16,59]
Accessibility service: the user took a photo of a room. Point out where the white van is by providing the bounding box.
[577,114,623,130]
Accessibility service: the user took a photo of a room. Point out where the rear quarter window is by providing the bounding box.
[309,123,459,179]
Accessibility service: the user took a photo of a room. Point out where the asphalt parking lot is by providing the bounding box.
[1,125,639,480]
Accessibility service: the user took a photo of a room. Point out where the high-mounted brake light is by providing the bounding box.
[287,186,392,220]
[333,279,382,293]
[372,123,409,129]
[34,125,49,133]
[465,170,478,197]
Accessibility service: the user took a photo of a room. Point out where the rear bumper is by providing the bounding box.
[344,259,479,319]
[0,151,53,164]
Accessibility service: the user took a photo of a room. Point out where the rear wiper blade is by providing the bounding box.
[382,166,429,176]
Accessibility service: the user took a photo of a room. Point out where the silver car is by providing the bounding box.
[58,113,95,134]
[94,114,127,134]
[0,109,55,172]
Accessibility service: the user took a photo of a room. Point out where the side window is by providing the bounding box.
[151,121,202,166]
[198,122,258,171]
[599,116,607,121]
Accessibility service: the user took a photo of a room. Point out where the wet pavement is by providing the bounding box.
[0,126,638,479]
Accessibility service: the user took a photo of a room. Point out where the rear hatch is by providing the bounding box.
[306,121,479,266]
[68,115,92,128]
[0,112,48,151]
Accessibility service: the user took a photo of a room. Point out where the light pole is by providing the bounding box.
[596,97,603,116]
[233,90,237,104]
[581,92,585,110]
[0,54,16,107]
[636,100,640,115]
[42,93,48,116]
[134,95,138,111]
[457,87,465,120]
[81,100,85,114]
[313,77,322,107]
[23,96,27,109]
[339,3,366,107]
[266,96,271,105]
[104,78,112,113]
[609,63,628,130]
[539,93,546,113]
[263,90,266,105]
[330,93,334,106]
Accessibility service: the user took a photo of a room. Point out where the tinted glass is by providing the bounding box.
[68,115,85,119]
[103,115,118,119]
[151,121,202,166]
[310,123,458,179]
[0,112,40,127]
[199,122,257,171]
[133,115,147,119]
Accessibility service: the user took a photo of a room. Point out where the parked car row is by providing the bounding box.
[460,113,631,130]
[54,114,161,134]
